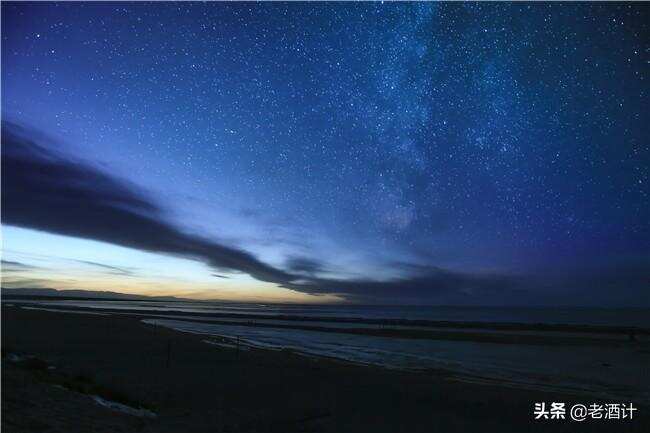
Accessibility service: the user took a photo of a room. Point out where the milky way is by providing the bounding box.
[2,2,648,305]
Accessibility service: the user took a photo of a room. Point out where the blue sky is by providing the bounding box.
[2,3,648,305]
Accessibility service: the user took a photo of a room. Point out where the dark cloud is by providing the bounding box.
[283,268,527,305]
[1,256,135,277]
[1,277,64,289]
[2,121,527,303]
[73,259,136,277]
[285,257,326,276]
[2,259,42,276]
[523,261,650,308]
[1,121,295,287]
[1,260,40,271]
[7,121,643,306]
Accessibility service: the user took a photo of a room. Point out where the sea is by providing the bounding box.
[5,299,650,404]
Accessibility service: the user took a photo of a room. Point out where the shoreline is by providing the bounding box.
[3,306,649,432]
[6,300,649,343]
[143,317,650,405]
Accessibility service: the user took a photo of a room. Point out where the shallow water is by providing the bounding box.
[17,300,650,327]
[6,300,650,403]
[143,317,650,404]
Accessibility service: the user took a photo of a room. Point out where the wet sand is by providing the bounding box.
[2,306,649,432]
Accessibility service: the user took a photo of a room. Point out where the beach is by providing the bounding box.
[3,305,649,432]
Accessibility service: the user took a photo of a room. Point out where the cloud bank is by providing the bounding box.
[2,122,295,286]
[3,121,647,305]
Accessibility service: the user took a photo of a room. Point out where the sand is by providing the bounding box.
[2,306,648,432]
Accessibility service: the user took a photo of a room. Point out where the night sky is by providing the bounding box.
[2,2,648,305]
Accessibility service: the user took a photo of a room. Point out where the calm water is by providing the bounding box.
[13,299,650,327]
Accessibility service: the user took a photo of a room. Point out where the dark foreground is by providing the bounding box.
[2,307,648,432]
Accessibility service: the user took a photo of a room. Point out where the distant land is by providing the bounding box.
[0,287,187,302]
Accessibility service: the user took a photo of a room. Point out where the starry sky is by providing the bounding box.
[2,2,648,305]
